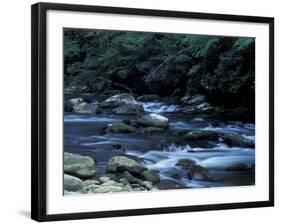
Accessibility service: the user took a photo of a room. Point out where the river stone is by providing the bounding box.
[182,130,218,141]
[92,185,129,193]
[140,127,166,134]
[140,170,160,184]
[176,159,196,169]
[99,176,111,183]
[222,132,255,148]
[187,95,206,105]
[64,174,84,192]
[73,102,96,114]
[141,181,154,190]
[121,171,141,184]
[99,93,137,108]
[191,117,205,122]
[136,94,159,102]
[83,179,100,186]
[106,122,136,133]
[107,156,147,175]
[64,152,96,178]
[189,165,211,181]
[112,104,144,115]
[137,113,169,128]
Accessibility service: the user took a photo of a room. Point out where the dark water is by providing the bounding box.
[64,101,255,189]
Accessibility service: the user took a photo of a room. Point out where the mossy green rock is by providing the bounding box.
[64,152,96,178]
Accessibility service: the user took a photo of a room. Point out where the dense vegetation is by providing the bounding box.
[64,28,255,121]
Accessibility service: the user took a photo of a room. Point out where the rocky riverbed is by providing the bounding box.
[64,93,255,195]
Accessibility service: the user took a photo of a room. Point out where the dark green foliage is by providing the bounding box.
[64,28,255,119]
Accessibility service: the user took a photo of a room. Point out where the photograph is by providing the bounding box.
[63,28,256,195]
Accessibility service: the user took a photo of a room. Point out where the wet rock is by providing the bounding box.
[73,102,96,114]
[107,156,147,175]
[176,159,196,169]
[112,144,126,152]
[137,94,159,102]
[137,113,169,128]
[226,163,248,171]
[189,165,211,181]
[121,171,141,184]
[222,132,255,148]
[191,117,205,122]
[99,93,137,108]
[140,170,160,184]
[185,95,206,105]
[64,152,96,178]
[64,174,84,192]
[182,130,218,141]
[139,127,166,134]
[112,104,144,115]
[106,122,136,133]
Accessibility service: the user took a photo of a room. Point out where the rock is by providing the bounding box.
[99,176,111,183]
[99,93,137,108]
[112,104,144,115]
[191,117,205,122]
[136,94,159,102]
[68,98,84,106]
[112,144,126,152]
[121,171,141,184]
[222,133,255,147]
[226,163,248,171]
[140,170,160,184]
[186,95,206,105]
[84,179,100,186]
[189,165,211,181]
[107,156,147,175]
[137,113,169,128]
[141,181,154,190]
[182,130,218,141]
[64,174,84,192]
[106,122,136,133]
[176,159,196,169]
[64,152,96,178]
[139,127,166,134]
[101,180,123,187]
[92,186,128,193]
[73,102,96,114]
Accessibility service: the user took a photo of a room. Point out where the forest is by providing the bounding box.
[64,29,255,121]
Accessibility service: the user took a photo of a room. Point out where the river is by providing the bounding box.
[64,100,255,190]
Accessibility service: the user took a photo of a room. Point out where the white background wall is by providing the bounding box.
[0,0,279,223]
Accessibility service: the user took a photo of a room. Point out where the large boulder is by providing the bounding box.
[106,122,136,133]
[181,94,206,105]
[99,93,137,108]
[64,174,84,192]
[64,152,96,178]
[182,130,218,141]
[112,104,144,115]
[137,113,169,128]
[107,156,147,175]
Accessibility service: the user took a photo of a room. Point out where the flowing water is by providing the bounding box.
[64,100,255,189]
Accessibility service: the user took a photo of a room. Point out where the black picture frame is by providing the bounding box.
[31,2,274,222]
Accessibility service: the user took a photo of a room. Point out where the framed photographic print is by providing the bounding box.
[31,2,274,222]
